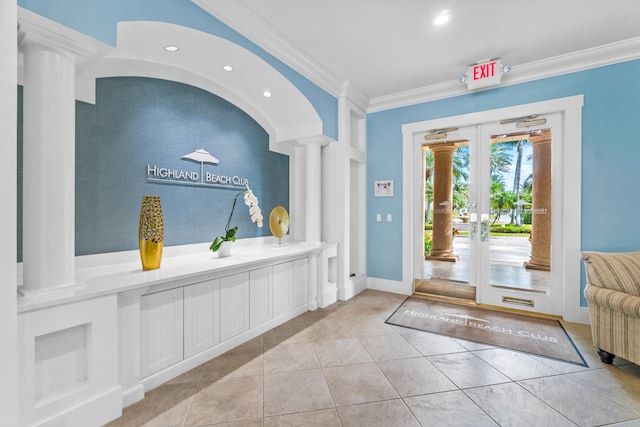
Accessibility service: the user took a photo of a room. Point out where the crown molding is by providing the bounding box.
[368,36,640,113]
[193,1,640,115]
[340,80,369,113]
[193,0,344,98]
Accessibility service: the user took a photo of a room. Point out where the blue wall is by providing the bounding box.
[367,60,640,306]
[18,0,338,140]
[18,77,289,258]
[75,77,289,255]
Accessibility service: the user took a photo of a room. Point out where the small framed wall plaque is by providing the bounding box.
[374,180,394,197]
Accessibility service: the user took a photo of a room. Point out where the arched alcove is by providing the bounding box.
[81,21,323,151]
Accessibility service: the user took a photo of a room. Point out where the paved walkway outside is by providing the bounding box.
[423,236,551,293]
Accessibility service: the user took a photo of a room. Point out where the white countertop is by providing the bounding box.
[18,240,330,313]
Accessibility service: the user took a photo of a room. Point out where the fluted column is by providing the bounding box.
[21,41,76,291]
[426,143,458,262]
[525,131,552,271]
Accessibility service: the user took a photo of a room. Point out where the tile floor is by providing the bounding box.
[105,290,640,427]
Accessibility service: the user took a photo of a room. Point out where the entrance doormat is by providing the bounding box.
[386,297,587,366]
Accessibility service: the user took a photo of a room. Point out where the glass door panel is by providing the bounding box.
[419,127,476,300]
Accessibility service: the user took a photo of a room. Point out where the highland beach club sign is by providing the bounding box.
[146,148,249,189]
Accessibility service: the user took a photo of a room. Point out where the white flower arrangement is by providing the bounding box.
[210,185,263,252]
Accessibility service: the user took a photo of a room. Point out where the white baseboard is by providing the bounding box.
[339,275,367,301]
[367,277,412,296]
[39,385,122,427]
[121,384,145,408]
[319,285,338,308]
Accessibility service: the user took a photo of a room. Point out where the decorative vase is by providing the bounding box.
[138,195,164,270]
[218,240,233,258]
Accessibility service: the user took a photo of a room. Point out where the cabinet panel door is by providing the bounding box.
[219,272,250,341]
[140,288,183,378]
[184,279,220,358]
[293,258,309,309]
[250,266,273,328]
[272,262,293,318]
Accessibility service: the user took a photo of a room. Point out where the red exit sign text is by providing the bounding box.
[466,59,503,90]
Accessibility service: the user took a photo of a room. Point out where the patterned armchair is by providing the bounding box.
[582,251,640,365]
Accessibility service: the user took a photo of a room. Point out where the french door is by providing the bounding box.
[421,112,563,316]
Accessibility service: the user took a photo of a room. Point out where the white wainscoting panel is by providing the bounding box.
[219,272,250,341]
[184,279,221,359]
[140,288,184,378]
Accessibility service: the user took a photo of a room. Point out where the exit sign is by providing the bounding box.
[466,59,503,90]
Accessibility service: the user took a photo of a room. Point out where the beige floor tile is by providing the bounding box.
[473,347,560,380]
[531,353,593,374]
[165,365,205,384]
[263,341,320,373]
[404,390,499,427]
[464,382,575,427]
[604,420,640,427]
[428,352,511,389]
[200,337,264,381]
[358,334,421,361]
[313,337,373,367]
[453,338,495,351]
[263,316,310,347]
[105,396,194,427]
[323,362,399,406]
[208,419,264,427]
[519,374,638,426]
[304,320,356,342]
[264,408,342,427]
[184,375,263,426]
[337,399,421,427]
[377,357,457,397]
[345,313,399,337]
[135,381,203,409]
[399,330,468,356]
[263,368,334,416]
[567,368,640,415]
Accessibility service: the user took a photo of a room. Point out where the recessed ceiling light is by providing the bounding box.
[262,90,272,98]
[432,11,451,26]
[164,45,179,52]
[222,65,234,72]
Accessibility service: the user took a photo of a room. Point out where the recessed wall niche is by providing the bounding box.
[35,324,89,404]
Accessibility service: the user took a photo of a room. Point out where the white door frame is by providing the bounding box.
[401,95,588,323]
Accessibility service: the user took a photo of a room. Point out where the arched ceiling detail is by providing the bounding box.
[86,21,323,146]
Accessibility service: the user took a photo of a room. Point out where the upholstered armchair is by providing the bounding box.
[582,251,640,365]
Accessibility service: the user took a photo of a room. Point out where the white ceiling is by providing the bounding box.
[198,0,640,107]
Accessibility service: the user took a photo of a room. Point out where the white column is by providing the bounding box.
[1,2,18,425]
[21,41,76,291]
[304,141,322,243]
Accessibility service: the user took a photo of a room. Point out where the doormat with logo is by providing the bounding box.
[385,297,587,366]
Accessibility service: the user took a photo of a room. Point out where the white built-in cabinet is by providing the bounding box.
[219,272,250,341]
[293,258,309,309]
[250,266,273,328]
[140,287,184,378]
[272,261,293,317]
[140,257,308,379]
[184,279,220,358]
